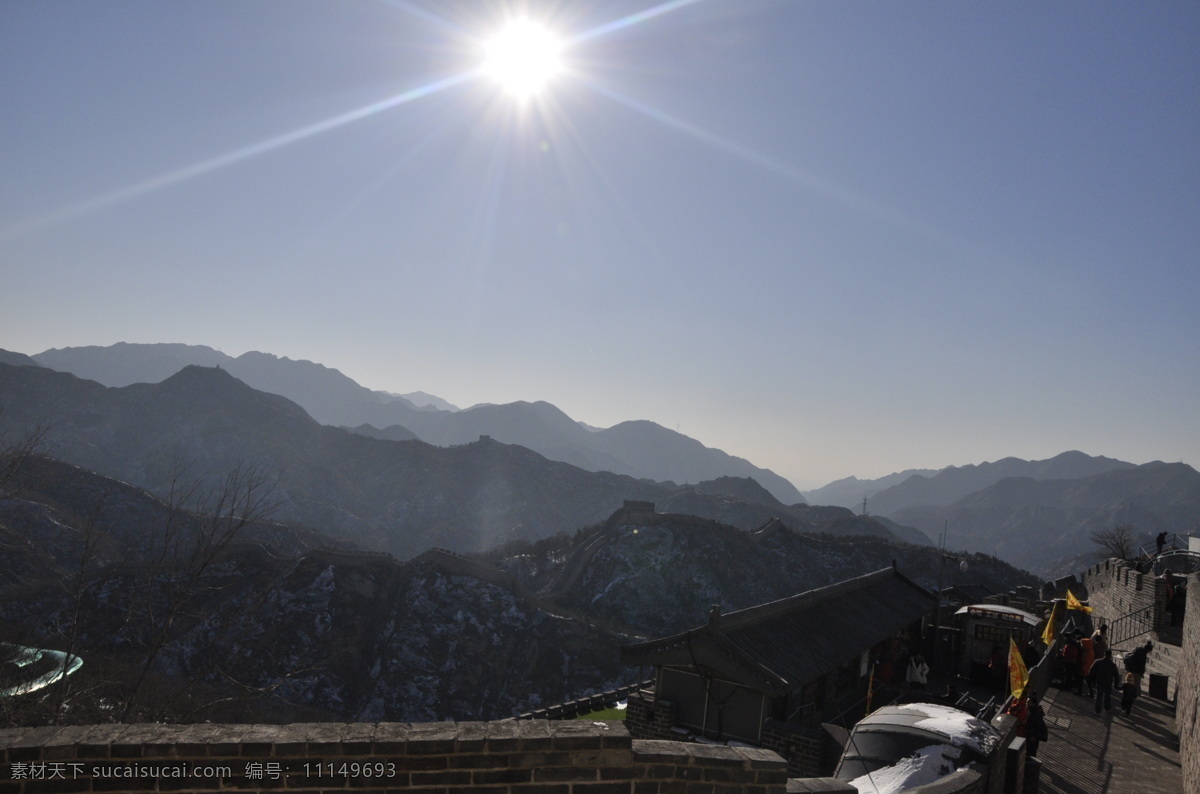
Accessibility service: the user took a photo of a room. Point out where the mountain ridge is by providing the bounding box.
[0,361,901,559]
[805,451,1138,514]
[29,343,803,504]
[888,462,1200,574]
[867,451,1137,516]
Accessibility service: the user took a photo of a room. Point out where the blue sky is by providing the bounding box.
[2,1,1198,489]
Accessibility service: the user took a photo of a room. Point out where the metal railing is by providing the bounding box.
[1154,549,1200,576]
[1105,604,1157,648]
[1136,533,1200,573]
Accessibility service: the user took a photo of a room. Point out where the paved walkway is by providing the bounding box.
[1036,685,1183,793]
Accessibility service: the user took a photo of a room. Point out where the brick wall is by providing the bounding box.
[1177,573,1199,794]
[624,692,679,742]
[759,719,826,778]
[1079,559,1167,644]
[0,720,787,794]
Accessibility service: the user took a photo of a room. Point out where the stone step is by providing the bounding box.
[1110,632,1181,701]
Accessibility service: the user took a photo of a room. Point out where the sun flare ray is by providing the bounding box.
[1,73,473,241]
[579,78,977,258]
[570,0,707,45]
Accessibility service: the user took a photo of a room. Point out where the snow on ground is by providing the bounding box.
[849,744,959,794]
[896,702,998,753]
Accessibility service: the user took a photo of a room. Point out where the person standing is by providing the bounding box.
[1169,578,1188,627]
[1091,650,1120,714]
[1156,531,1168,555]
[1121,672,1139,716]
[1123,641,1152,688]
[1059,634,1081,691]
[1091,625,1109,659]
[1078,634,1096,696]
[1025,694,1049,757]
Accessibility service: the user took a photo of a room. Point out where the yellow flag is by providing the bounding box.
[1008,637,1028,699]
[1066,589,1093,613]
[1041,600,1059,647]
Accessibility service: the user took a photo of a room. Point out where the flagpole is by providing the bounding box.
[865,663,875,717]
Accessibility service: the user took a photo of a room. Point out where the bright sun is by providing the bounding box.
[482,20,563,100]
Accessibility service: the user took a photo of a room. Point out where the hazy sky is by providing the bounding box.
[3,1,1198,489]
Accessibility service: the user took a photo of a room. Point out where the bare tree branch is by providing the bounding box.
[1090,523,1137,560]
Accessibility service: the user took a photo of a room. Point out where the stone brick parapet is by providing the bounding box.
[1079,558,1168,645]
[624,692,680,742]
[760,718,827,778]
[1176,572,1199,794]
[0,720,787,793]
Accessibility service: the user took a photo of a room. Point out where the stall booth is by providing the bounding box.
[953,604,1041,687]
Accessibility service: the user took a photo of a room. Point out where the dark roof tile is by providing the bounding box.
[621,568,936,695]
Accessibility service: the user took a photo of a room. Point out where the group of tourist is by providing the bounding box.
[1056,624,1154,716]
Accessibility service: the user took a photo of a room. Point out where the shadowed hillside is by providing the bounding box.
[0,457,1034,725]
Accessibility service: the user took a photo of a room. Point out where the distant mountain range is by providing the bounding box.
[802,468,940,510]
[30,343,804,504]
[805,450,1198,576]
[803,451,1135,511]
[0,360,912,559]
[888,462,1200,576]
[8,344,1197,579]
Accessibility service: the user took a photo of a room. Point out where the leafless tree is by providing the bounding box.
[1,453,287,725]
[116,461,278,721]
[0,412,49,501]
[1090,523,1138,560]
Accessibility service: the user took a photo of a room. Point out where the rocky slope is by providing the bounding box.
[506,510,1035,639]
[0,460,630,723]
[0,456,1033,726]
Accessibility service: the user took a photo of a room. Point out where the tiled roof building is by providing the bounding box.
[621,566,937,775]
